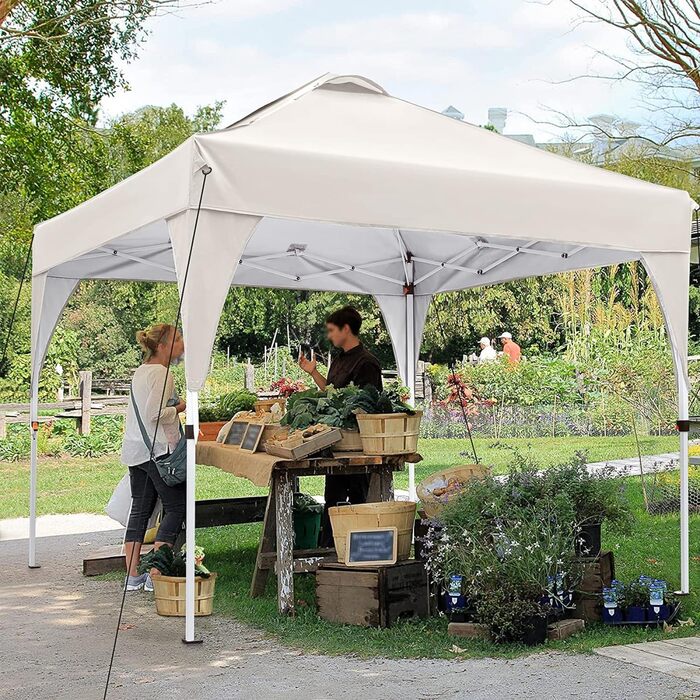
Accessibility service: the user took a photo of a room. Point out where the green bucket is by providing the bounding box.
[293,509,321,549]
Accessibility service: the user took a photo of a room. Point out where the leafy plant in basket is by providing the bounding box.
[345,384,415,416]
[281,385,362,430]
[138,544,211,578]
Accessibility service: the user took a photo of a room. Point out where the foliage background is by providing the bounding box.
[1,3,699,423]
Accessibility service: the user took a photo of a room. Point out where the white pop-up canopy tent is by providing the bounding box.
[30,74,694,637]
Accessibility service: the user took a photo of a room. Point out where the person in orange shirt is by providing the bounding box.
[498,331,521,364]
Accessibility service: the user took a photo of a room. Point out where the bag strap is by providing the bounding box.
[130,380,155,454]
[130,378,185,456]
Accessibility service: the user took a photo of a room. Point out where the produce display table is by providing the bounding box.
[196,442,421,614]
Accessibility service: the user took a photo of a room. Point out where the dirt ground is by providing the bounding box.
[1,529,698,700]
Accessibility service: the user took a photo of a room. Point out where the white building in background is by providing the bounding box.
[441,104,700,175]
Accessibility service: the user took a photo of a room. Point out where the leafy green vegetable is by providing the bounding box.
[138,544,211,578]
[345,384,415,416]
[280,383,413,430]
[281,385,362,430]
[293,492,323,514]
[199,390,257,422]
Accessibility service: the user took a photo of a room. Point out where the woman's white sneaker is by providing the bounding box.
[125,573,147,591]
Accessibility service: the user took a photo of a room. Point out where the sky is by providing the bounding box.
[100,0,643,141]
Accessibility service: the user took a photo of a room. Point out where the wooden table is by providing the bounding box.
[197,443,420,615]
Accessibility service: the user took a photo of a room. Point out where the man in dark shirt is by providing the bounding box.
[299,306,382,392]
[298,305,382,546]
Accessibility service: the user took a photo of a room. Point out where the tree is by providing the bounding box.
[566,0,700,145]
[217,289,395,368]
[421,277,564,364]
[0,1,192,218]
[52,103,225,377]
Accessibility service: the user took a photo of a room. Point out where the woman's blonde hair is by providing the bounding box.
[136,323,177,361]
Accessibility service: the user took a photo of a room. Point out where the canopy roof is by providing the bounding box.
[32,73,694,392]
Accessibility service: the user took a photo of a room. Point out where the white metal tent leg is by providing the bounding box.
[678,373,690,594]
[406,291,416,501]
[28,379,39,568]
[184,390,199,642]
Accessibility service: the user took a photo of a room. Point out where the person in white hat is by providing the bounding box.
[478,337,497,363]
[498,331,521,364]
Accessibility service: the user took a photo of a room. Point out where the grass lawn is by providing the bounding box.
[0,434,679,519]
[3,433,697,659]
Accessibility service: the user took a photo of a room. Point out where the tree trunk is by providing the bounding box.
[0,0,23,26]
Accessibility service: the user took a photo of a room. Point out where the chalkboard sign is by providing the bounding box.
[346,527,397,566]
[224,420,249,446]
[240,422,265,452]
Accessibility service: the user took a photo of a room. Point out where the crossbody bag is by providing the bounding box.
[130,382,187,486]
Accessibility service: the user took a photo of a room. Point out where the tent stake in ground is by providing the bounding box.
[28,74,695,641]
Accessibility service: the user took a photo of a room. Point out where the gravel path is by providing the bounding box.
[1,530,697,700]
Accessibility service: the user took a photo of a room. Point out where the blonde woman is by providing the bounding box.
[121,323,187,591]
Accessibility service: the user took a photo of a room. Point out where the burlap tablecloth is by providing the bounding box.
[196,442,285,487]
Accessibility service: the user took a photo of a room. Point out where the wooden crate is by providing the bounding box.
[548,618,585,641]
[574,550,615,622]
[264,428,342,459]
[355,411,422,455]
[316,560,429,627]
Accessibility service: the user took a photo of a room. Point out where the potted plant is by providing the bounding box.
[647,579,671,622]
[476,582,549,646]
[542,455,632,557]
[199,390,257,441]
[139,544,217,617]
[623,581,648,622]
[293,492,323,548]
[423,463,583,646]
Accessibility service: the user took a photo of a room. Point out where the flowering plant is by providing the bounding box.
[270,377,307,398]
[439,372,496,417]
[420,452,591,641]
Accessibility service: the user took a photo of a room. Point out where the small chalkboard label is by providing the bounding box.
[224,420,249,446]
[240,422,264,452]
[346,527,397,566]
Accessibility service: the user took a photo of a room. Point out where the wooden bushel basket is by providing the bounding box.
[254,397,286,414]
[355,411,422,455]
[335,429,363,452]
[328,502,416,562]
[152,573,217,617]
[416,464,490,518]
[199,421,227,442]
